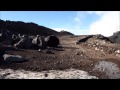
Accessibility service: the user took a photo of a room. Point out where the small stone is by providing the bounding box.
[44,73,48,77]
[46,50,53,54]
[93,44,96,47]
[52,56,56,58]
[38,49,41,52]
[115,50,120,54]
[95,47,99,51]
[101,50,103,52]
[88,44,91,46]
[102,41,106,44]
[80,54,83,56]
[75,52,80,55]
[116,54,120,57]
[96,43,99,46]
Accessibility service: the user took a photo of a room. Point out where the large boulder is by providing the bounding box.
[14,35,33,49]
[45,35,60,47]
[109,31,120,44]
[94,34,112,43]
[3,54,28,62]
[32,35,47,49]
[0,29,13,45]
[76,35,93,44]
[11,34,21,45]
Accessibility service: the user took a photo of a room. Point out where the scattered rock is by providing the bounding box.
[116,54,120,57]
[94,34,112,43]
[101,50,104,52]
[45,50,54,54]
[14,36,33,49]
[96,43,99,46]
[76,35,93,44]
[38,49,42,52]
[95,47,99,51]
[75,52,80,55]
[115,50,120,54]
[32,35,47,49]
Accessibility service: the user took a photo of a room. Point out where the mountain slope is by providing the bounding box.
[0,20,59,36]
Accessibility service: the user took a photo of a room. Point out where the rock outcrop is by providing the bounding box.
[45,35,60,47]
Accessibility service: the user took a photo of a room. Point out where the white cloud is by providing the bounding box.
[74,11,120,36]
[53,27,88,35]
[53,28,64,32]
[88,11,120,36]
[54,11,120,37]
[86,11,106,16]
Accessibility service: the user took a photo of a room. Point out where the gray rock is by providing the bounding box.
[76,35,93,44]
[32,35,47,49]
[115,50,120,54]
[14,36,33,49]
[3,54,27,62]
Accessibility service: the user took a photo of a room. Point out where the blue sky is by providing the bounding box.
[0,11,119,36]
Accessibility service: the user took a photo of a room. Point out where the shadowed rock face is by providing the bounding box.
[76,34,112,44]
[94,34,112,42]
[11,34,21,45]
[32,35,47,50]
[45,35,60,47]
[109,31,120,44]
[0,34,2,43]
[0,29,14,45]
[76,35,93,44]
[14,36,33,49]
[0,45,5,63]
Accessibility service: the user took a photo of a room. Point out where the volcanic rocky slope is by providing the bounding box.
[1,20,120,79]
[0,20,73,36]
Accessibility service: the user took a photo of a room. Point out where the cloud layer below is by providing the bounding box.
[54,11,120,37]
[88,11,120,36]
